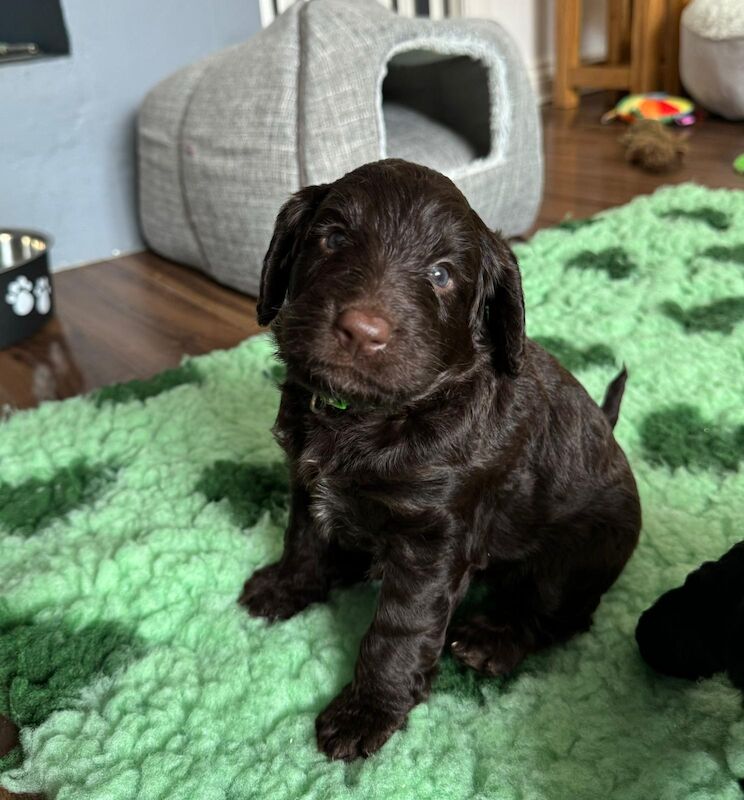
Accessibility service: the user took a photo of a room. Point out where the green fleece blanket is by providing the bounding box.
[2,184,744,800]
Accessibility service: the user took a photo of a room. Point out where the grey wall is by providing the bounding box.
[0,0,262,270]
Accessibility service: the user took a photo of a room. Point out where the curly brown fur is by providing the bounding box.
[242,159,642,761]
[620,119,688,172]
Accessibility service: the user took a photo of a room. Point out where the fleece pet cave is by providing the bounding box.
[137,0,542,295]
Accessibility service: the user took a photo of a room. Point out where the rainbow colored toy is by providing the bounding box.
[602,93,696,126]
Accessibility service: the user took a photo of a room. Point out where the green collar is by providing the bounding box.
[309,392,349,413]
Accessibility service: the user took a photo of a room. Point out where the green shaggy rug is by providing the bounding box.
[2,183,744,800]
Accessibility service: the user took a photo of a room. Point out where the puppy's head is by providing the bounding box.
[258,159,524,406]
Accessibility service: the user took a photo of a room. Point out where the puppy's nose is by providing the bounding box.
[334,309,391,355]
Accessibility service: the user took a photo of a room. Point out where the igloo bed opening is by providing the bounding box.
[381,49,492,174]
[138,0,542,295]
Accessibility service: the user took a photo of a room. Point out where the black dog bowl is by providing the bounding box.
[0,229,54,349]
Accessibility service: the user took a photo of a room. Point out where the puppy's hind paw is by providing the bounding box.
[450,617,529,676]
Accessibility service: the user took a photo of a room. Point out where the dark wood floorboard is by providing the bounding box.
[531,94,744,230]
[1,93,743,412]
[0,254,261,410]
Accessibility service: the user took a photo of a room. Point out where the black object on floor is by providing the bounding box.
[636,541,744,690]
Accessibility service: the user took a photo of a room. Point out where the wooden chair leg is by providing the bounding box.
[663,0,690,94]
[607,0,631,102]
[630,0,666,93]
[553,0,582,109]
[607,0,631,64]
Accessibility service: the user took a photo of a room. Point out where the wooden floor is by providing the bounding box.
[1,93,743,411]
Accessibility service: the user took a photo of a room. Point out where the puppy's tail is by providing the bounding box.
[601,365,628,429]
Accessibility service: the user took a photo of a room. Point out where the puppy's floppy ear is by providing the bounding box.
[473,219,526,377]
[257,184,328,326]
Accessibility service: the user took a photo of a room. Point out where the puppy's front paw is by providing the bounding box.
[315,684,407,761]
[238,562,325,621]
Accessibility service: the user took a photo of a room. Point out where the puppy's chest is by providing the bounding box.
[296,424,396,544]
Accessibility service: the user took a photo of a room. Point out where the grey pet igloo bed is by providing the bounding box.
[138,0,543,296]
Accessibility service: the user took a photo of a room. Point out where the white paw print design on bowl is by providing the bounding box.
[34,276,52,314]
[5,275,35,316]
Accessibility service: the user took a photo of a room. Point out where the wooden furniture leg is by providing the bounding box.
[608,0,631,64]
[553,0,582,109]
[630,0,666,93]
[607,0,631,102]
[663,0,690,94]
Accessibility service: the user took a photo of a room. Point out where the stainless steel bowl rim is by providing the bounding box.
[0,229,54,271]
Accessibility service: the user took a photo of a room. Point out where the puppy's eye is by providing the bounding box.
[324,231,346,251]
[428,263,452,289]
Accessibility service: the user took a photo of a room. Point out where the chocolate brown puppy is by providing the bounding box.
[240,159,641,761]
